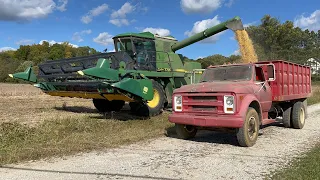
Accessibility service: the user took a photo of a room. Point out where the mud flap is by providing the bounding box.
[111,78,154,101]
[8,66,37,83]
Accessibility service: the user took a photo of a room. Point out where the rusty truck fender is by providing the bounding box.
[237,94,262,126]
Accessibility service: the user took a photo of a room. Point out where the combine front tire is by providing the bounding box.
[236,107,260,147]
[291,101,306,129]
[134,80,166,117]
[175,124,197,139]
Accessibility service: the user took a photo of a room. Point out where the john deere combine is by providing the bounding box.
[9,16,244,117]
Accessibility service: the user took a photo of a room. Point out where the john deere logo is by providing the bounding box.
[143,87,148,94]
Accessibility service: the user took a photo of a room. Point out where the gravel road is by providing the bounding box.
[1,104,320,180]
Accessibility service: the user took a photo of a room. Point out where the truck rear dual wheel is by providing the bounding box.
[175,124,197,139]
[93,99,125,112]
[282,107,292,128]
[291,101,306,129]
[236,107,260,147]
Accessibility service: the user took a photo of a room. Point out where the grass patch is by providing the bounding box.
[268,143,320,180]
[0,113,172,165]
[308,87,320,105]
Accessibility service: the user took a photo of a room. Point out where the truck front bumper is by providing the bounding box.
[168,113,244,128]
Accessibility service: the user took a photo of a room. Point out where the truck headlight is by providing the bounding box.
[226,96,234,106]
[174,95,182,112]
[224,95,235,114]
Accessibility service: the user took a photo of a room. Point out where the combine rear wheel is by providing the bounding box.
[132,80,166,117]
[236,107,260,147]
[93,99,125,112]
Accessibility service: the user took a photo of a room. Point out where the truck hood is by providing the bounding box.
[174,81,255,94]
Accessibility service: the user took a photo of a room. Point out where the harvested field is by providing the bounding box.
[0,83,96,126]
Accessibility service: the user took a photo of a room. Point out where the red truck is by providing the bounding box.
[168,60,312,147]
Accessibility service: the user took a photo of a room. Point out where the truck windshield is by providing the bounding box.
[201,65,252,82]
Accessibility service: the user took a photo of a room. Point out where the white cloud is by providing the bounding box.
[111,2,134,19]
[225,0,234,7]
[229,36,235,41]
[16,39,35,45]
[142,28,171,36]
[0,47,16,52]
[39,40,78,48]
[72,29,92,42]
[109,19,130,27]
[244,21,257,28]
[294,10,320,31]
[0,0,56,21]
[184,16,223,43]
[109,2,135,27]
[180,0,222,14]
[81,4,109,24]
[93,32,113,46]
[233,49,240,55]
[57,0,68,12]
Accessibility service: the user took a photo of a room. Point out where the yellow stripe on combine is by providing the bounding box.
[45,91,134,102]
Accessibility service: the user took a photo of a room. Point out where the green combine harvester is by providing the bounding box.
[9,16,244,117]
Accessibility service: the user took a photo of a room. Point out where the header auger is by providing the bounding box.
[9,16,244,117]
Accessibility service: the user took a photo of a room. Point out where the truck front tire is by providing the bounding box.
[175,124,197,139]
[236,107,260,147]
[291,101,306,129]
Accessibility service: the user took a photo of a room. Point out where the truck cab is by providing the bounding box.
[168,61,311,147]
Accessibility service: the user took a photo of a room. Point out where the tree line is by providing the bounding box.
[0,41,99,82]
[0,15,319,82]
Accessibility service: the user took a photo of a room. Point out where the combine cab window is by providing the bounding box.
[115,38,133,54]
[113,37,156,70]
[132,38,156,71]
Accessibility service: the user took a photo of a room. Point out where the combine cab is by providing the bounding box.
[9,16,244,117]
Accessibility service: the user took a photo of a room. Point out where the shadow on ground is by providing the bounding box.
[54,106,98,113]
[54,104,151,121]
[165,122,286,147]
[165,126,240,146]
[0,166,179,180]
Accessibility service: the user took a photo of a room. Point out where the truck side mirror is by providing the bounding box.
[267,64,276,81]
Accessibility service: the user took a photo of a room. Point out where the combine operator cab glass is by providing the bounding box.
[114,37,156,71]
[201,65,252,82]
[132,38,156,71]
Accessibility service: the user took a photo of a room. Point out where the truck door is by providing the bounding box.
[254,66,272,112]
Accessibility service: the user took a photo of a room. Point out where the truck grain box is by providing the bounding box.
[168,60,312,147]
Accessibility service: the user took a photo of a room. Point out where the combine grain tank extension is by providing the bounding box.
[9,16,244,117]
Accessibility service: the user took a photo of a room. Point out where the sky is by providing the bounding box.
[0,0,319,60]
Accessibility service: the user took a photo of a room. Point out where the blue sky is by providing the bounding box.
[0,0,319,59]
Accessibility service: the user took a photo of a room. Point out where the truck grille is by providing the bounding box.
[181,93,224,114]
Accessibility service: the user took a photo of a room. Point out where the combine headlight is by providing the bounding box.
[224,95,235,114]
[174,95,182,112]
